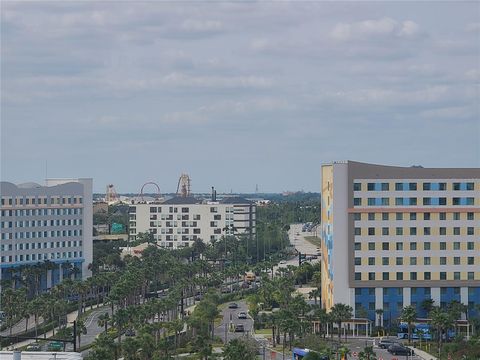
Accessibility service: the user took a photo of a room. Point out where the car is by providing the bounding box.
[125,328,136,337]
[47,341,63,351]
[26,343,42,351]
[238,312,248,319]
[387,344,414,356]
[378,338,397,349]
[234,324,245,332]
[279,260,287,265]
[228,303,239,309]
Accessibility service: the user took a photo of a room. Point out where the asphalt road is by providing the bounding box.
[214,300,254,343]
[344,338,422,360]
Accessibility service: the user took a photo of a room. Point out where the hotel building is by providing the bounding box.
[128,196,256,248]
[320,161,479,324]
[0,179,93,290]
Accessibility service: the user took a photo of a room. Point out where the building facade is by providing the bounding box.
[128,196,256,248]
[320,161,480,324]
[0,179,93,291]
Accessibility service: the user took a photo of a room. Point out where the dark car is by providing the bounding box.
[234,324,245,332]
[228,303,239,309]
[378,338,397,349]
[125,328,136,337]
[387,344,414,355]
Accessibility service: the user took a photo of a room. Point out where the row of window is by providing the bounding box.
[1,196,83,206]
[355,256,476,266]
[1,208,83,217]
[1,251,83,263]
[1,240,83,251]
[355,226,475,236]
[0,229,83,240]
[132,206,238,214]
[355,287,478,296]
[1,219,83,228]
[353,212,476,221]
[355,271,476,281]
[353,197,475,206]
[354,182,475,192]
[354,241,476,251]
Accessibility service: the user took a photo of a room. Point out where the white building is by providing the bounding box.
[128,196,256,248]
[0,179,93,290]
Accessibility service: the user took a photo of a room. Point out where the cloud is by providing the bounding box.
[466,22,480,32]
[330,17,420,41]
[180,19,223,33]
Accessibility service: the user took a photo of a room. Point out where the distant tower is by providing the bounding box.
[176,173,191,197]
[255,184,259,193]
[106,184,119,204]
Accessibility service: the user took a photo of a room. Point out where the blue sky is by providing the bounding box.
[1,1,479,193]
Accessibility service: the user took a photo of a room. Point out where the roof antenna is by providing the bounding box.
[45,160,48,185]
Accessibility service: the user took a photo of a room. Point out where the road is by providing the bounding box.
[344,338,423,360]
[214,300,254,343]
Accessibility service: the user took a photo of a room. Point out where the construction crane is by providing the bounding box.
[176,173,191,198]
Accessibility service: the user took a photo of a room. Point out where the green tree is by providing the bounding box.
[330,303,353,341]
[400,305,417,344]
[358,346,377,360]
[223,337,259,360]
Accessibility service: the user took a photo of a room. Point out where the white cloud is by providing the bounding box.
[330,17,420,41]
[180,19,223,33]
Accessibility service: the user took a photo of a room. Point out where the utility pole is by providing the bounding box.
[73,320,77,352]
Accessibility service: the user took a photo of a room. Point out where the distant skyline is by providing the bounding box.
[2,2,479,193]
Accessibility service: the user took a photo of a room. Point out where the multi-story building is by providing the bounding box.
[320,161,479,324]
[0,179,93,290]
[128,196,256,248]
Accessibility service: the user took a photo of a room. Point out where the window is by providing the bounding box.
[368,198,376,206]
[368,213,375,221]
[396,212,403,220]
[355,272,362,280]
[423,182,431,190]
[453,182,461,190]
[424,257,431,265]
[354,228,361,236]
[409,197,417,205]
[355,257,361,265]
[382,213,389,221]
[354,242,361,251]
[367,183,375,191]
[354,183,362,191]
[354,198,362,206]
[410,213,417,220]
[439,197,446,205]
[466,182,474,190]
[423,197,431,206]
[454,257,461,265]
[467,242,474,250]
[368,257,375,265]
[368,242,375,250]
[382,257,389,265]
[410,272,417,280]
[396,227,403,235]
[440,257,447,265]
[424,272,431,280]
[409,183,417,191]
[381,198,390,206]
[395,183,404,191]
[440,242,447,250]
[396,257,403,265]
[453,213,461,220]
[368,228,375,236]
[353,213,361,221]
[467,212,474,220]
[396,242,403,250]
[383,272,389,280]
[410,242,417,250]
[440,227,447,235]
[368,273,375,280]
[424,242,431,250]
[424,212,431,221]
[382,242,389,250]
[453,242,460,250]
[410,227,417,236]
[381,183,389,191]
[454,272,461,280]
[382,227,389,235]
[396,272,403,280]
[395,198,404,206]
[467,227,474,235]
[439,212,446,220]
[410,257,417,265]
[440,272,447,280]
[468,272,474,280]
[453,197,461,206]
[467,257,474,265]
[424,227,431,235]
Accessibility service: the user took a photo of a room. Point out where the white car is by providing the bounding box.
[279,260,287,265]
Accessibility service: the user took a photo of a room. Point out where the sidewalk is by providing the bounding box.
[407,346,437,360]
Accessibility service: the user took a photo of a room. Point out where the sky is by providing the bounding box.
[1,1,479,193]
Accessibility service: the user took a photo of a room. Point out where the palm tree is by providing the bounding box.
[330,303,353,341]
[400,305,417,344]
[76,319,87,347]
[420,298,435,317]
[358,346,376,360]
[430,306,454,357]
[338,346,351,360]
[375,309,384,329]
[98,312,110,333]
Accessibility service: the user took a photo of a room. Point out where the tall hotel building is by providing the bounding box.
[129,196,256,249]
[320,161,479,324]
[0,179,93,290]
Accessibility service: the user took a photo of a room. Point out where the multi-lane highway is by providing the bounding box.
[214,300,254,343]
